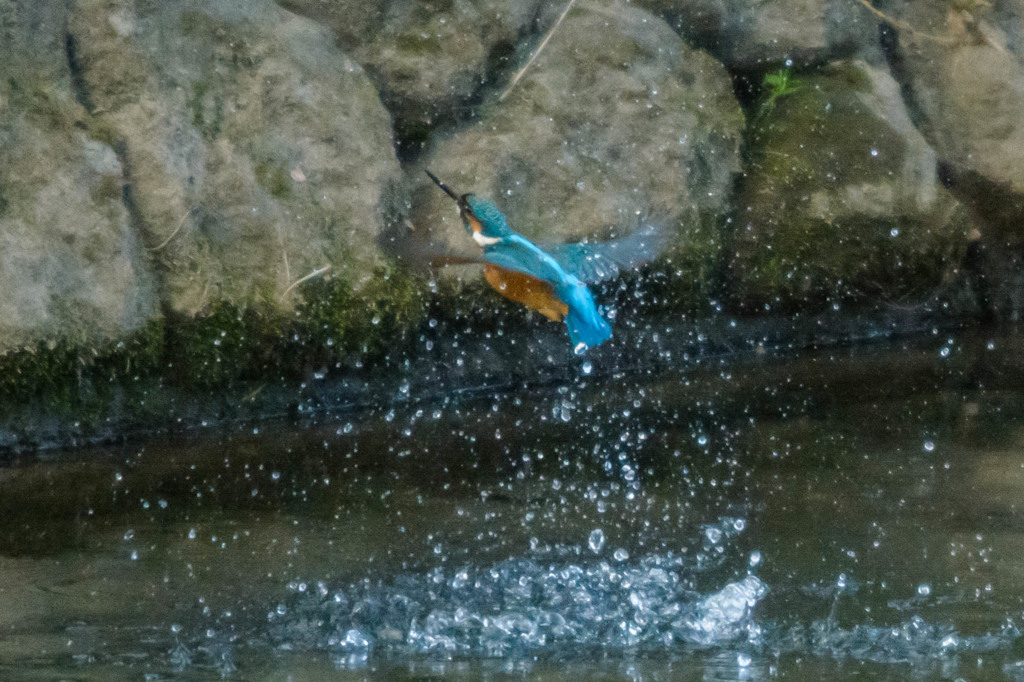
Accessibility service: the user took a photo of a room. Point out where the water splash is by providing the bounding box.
[261,551,767,663]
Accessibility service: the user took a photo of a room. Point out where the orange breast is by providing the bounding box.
[484,264,569,322]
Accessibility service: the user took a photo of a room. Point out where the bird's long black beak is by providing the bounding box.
[425,170,459,202]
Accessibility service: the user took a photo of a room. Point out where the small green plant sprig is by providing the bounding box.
[760,67,803,115]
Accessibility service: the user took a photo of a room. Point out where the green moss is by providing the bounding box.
[751,80,906,189]
[393,31,445,57]
[293,262,428,362]
[188,78,223,139]
[730,62,965,310]
[157,261,426,388]
[254,160,291,198]
[0,342,80,410]
[0,317,166,420]
[163,301,286,389]
[0,258,431,440]
[94,317,166,380]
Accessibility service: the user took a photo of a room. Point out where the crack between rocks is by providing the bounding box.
[64,31,94,113]
[877,22,933,143]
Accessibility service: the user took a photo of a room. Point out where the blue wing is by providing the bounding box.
[482,234,577,285]
[543,213,670,284]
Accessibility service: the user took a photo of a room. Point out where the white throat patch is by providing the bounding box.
[472,231,501,247]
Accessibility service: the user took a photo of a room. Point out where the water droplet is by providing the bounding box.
[924,440,935,452]
[939,346,951,358]
[890,227,900,237]
[917,583,932,596]
[588,528,606,554]
[737,653,752,667]
[870,148,879,157]
[613,548,629,562]
[582,361,593,376]
[749,550,762,568]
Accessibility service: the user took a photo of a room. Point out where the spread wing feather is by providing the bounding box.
[543,213,670,284]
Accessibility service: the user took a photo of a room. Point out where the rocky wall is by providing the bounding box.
[0,0,1021,439]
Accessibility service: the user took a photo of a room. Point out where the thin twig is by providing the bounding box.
[148,207,195,252]
[279,264,331,302]
[499,0,578,102]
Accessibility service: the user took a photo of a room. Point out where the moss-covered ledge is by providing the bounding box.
[0,264,427,451]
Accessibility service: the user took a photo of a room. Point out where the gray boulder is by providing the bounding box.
[730,60,969,310]
[277,0,551,149]
[407,0,744,289]
[887,1,1024,210]
[878,1,1024,319]
[0,1,157,353]
[69,0,406,316]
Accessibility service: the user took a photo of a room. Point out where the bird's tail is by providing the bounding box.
[561,282,612,354]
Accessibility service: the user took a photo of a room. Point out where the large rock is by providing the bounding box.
[277,0,551,152]
[876,1,1024,320]
[0,0,157,353]
[68,0,406,315]
[406,0,744,285]
[886,1,1024,228]
[730,61,969,310]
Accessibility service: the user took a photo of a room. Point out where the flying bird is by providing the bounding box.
[425,170,666,354]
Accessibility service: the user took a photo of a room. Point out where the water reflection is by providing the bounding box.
[1,333,1023,679]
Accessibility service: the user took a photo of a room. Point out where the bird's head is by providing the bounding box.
[426,170,512,246]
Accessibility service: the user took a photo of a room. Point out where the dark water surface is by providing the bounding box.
[2,331,1024,680]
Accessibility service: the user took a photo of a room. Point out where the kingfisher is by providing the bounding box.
[425,170,666,354]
